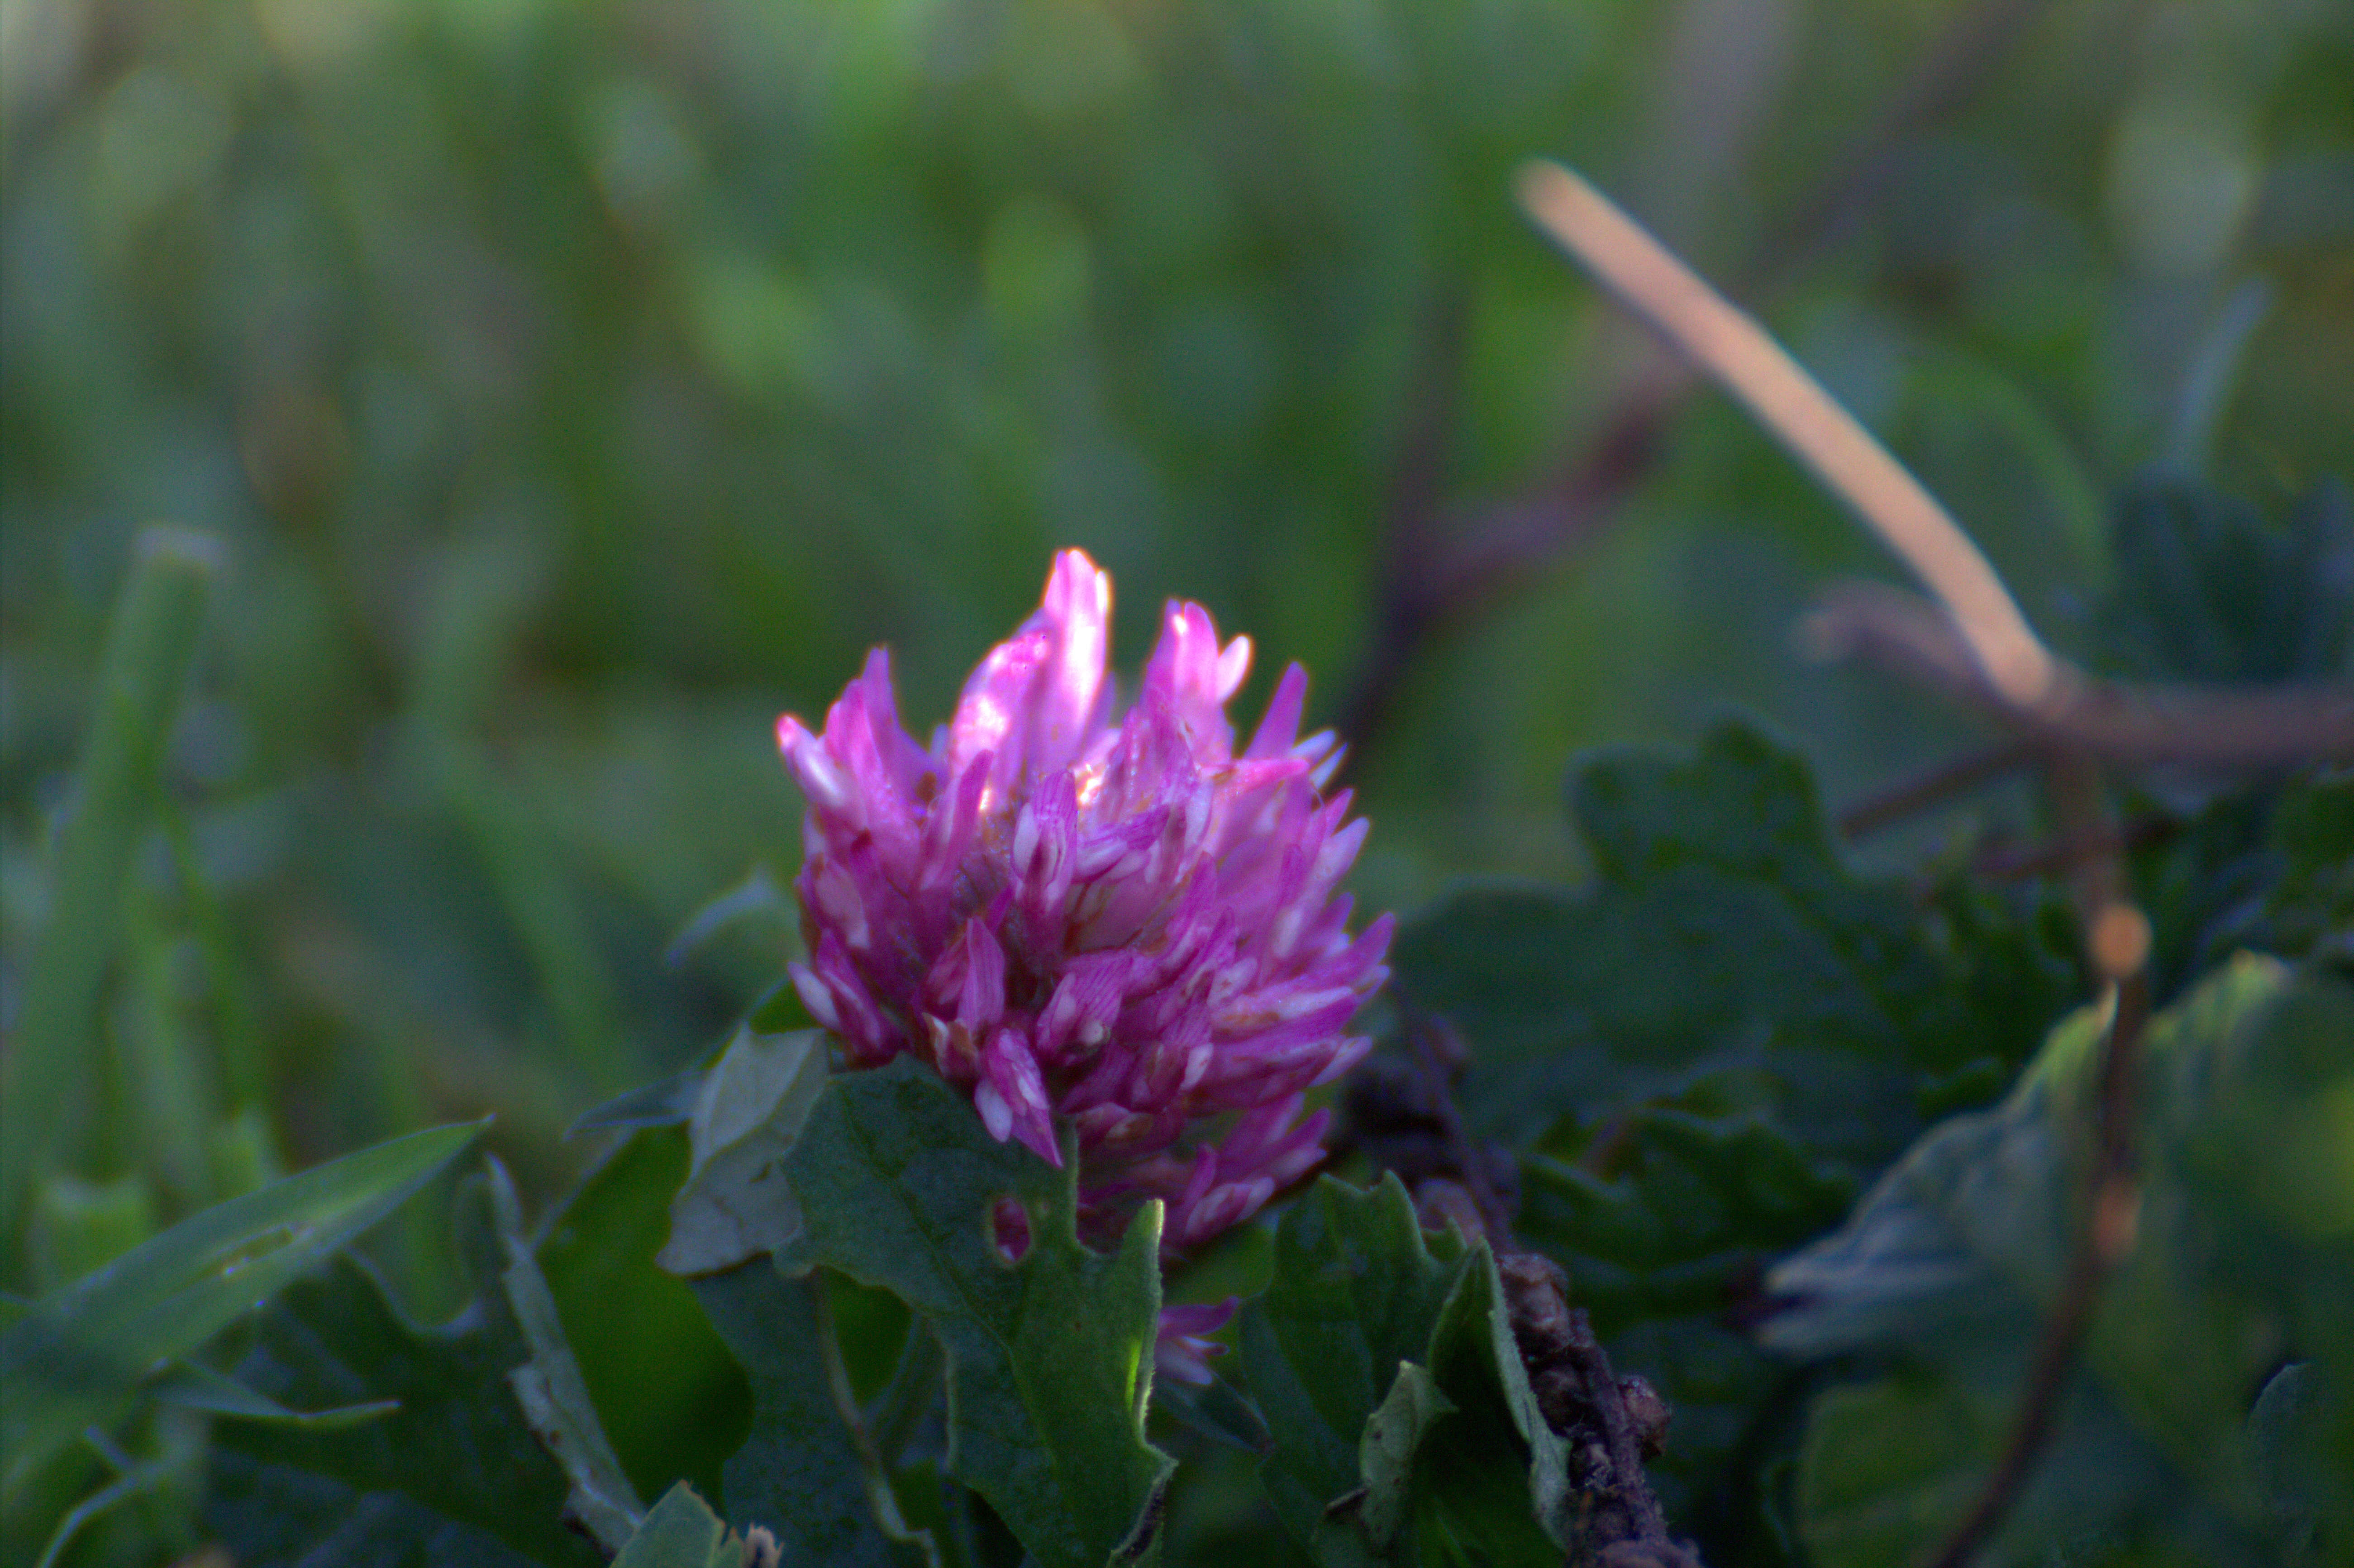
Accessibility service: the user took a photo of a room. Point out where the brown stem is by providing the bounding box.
[1922,752,2153,1568]
[1837,739,2040,840]
[1970,813,2178,884]
[1806,582,2354,767]
[1339,0,2058,753]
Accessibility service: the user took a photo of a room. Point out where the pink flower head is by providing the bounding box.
[778,551,1391,1368]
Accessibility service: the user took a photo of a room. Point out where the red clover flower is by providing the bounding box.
[777,551,1391,1379]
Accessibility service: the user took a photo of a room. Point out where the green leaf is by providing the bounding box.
[1399,1249,1569,1565]
[1396,722,2068,1166]
[612,1482,761,1568]
[571,1069,705,1135]
[1292,1242,1572,1568]
[691,1258,931,1566]
[781,1057,1173,1568]
[2247,1363,2334,1563]
[1240,1173,1468,1564]
[660,1026,832,1277]
[0,1119,481,1503]
[150,1359,400,1429]
[538,1125,752,1510]
[1353,1364,1453,1550]
[1773,956,2354,1566]
[1391,721,2073,1534]
[491,1156,646,1551]
[2093,475,2353,686]
[204,1172,607,1568]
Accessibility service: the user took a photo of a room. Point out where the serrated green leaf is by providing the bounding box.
[1392,722,2073,1536]
[781,1057,1173,1568]
[660,1026,831,1276]
[1317,1245,1571,1568]
[539,1125,751,1510]
[691,1258,931,1567]
[1397,722,2066,1166]
[1240,1173,1468,1566]
[1518,1107,1856,1330]
[612,1482,755,1568]
[204,1172,606,1568]
[1,1120,481,1504]
[491,1156,645,1551]
[1775,957,2354,1566]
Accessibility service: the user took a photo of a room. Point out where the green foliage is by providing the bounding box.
[5,0,2350,1559]
[1241,1175,1580,1566]
[1769,957,2354,1567]
[205,1172,610,1568]
[691,1260,929,1566]
[496,1158,647,1552]
[1395,722,2075,1164]
[1242,1174,1471,1562]
[661,1025,832,1276]
[1,1120,480,1506]
[1390,720,2079,1549]
[781,1058,1174,1568]
[2,529,217,1239]
[2093,477,2353,686]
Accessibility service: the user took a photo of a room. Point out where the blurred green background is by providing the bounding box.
[3,0,2349,1283]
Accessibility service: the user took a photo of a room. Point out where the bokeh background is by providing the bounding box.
[4,0,2349,1406]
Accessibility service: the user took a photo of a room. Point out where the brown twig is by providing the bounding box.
[1805,582,2354,766]
[1338,0,2057,750]
[1521,163,2057,708]
[1970,813,2178,884]
[1836,738,2041,840]
[1923,757,2153,1568]
[1509,141,2316,1568]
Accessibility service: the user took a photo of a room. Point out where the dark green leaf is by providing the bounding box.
[2094,475,2354,685]
[1240,1174,1468,1565]
[691,1259,930,1566]
[1391,722,2074,1537]
[1,1120,481,1502]
[205,1173,606,1568]
[1154,1370,1272,1456]
[539,1126,752,1511]
[2260,771,2354,972]
[781,1058,1173,1568]
[1402,1249,1570,1564]
[1353,1364,1452,1550]
[1396,723,2065,1166]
